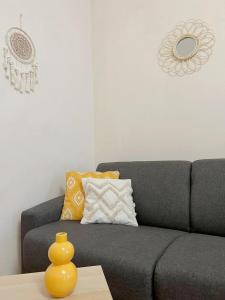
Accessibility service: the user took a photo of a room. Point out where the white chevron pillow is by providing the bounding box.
[81,178,138,227]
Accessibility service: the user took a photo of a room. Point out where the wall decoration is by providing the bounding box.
[2,15,38,93]
[158,20,215,76]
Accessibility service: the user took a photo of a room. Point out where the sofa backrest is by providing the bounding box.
[191,159,225,236]
[97,161,191,231]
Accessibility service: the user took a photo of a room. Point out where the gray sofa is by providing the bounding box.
[21,159,225,300]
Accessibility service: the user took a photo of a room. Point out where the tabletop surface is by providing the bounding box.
[0,265,113,300]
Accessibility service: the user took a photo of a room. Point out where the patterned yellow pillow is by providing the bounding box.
[60,171,120,221]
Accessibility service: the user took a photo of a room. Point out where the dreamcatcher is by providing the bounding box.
[2,15,38,93]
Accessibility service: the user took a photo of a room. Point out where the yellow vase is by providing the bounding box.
[44,232,77,298]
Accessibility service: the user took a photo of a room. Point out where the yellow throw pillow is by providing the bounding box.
[60,171,120,221]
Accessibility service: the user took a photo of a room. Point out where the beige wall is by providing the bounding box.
[0,0,94,275]
[92,0,225,164]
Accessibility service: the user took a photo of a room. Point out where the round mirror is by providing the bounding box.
[174,36,198,60]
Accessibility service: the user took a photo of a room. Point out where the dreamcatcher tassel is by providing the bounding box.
[20,73,25,94]
[30,70,35,92]
[14,69,20,91]
[5,58,11,79]
[19,73,23,93]
[25,73,30,93]
[3,48,8,71]
[9,61,15,86]
[2,49,38,94]
[32,64,38,84]
[29,71,33,92]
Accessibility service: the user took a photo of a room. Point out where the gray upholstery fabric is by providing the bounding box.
[23,221,185,300]
[191,159,225,236]
[21,196,64,249]
[97,161,191,231]
[154,233,225,300]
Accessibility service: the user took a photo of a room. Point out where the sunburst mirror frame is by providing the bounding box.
[158,19,215,76]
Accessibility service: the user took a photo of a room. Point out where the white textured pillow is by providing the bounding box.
[81,178,138,227]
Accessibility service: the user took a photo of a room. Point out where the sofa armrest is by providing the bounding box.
[21,195,64,243]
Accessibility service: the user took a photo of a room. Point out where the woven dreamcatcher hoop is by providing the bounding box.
[2,15,38,93]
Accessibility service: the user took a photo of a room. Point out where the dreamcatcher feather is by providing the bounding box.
[2,15,38,93]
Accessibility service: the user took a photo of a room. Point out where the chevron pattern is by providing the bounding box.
[81,178,138,227]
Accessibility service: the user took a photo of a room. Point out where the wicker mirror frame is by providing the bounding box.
[158,20,215,76]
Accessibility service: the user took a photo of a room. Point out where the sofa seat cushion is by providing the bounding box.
[23,221,185,300]
[154,233,225,300]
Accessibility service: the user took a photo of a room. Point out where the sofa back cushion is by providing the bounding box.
[191,159,225,236]
[97,161,191,231]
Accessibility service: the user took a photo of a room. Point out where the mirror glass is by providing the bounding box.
[175,37,197,58]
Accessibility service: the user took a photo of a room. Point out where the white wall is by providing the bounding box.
[0,0,94,275]
[92,0,225,163]
[2,0,225,276]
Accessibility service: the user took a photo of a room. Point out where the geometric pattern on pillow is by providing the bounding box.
[60,171,120,221]
[81,178,138,227]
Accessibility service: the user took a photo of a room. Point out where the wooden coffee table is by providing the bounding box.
[0,266,112,300]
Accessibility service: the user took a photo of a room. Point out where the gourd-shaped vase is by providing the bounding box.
[45,232,77,298]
